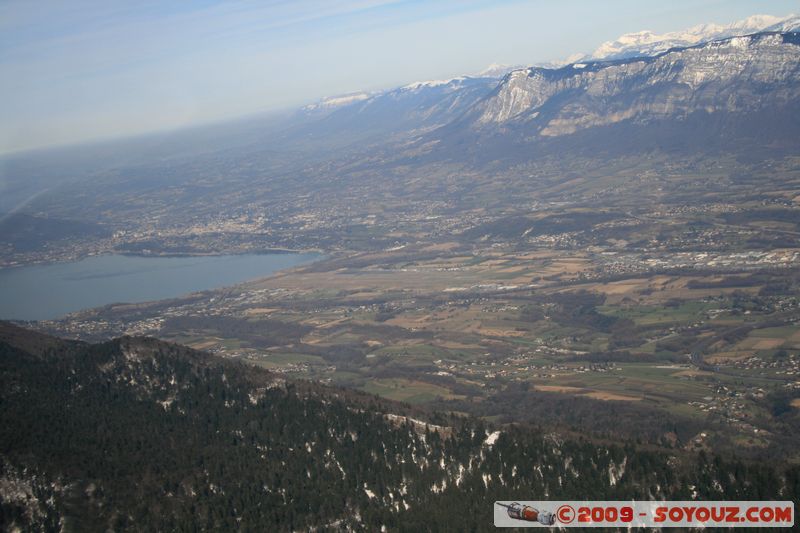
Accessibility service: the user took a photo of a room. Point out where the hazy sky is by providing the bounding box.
[1,0,797,154]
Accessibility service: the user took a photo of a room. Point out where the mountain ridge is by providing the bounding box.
[288,29,800,162]
[299,13,799,118]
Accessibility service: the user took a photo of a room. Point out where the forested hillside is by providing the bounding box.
[1,323,797,531]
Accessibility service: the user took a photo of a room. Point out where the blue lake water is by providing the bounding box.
[0,252,320,321]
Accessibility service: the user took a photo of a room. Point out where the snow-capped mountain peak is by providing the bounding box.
[765,14,800,33]
[590,13,794,60]
[400,76,467,91]
[475,63,525,78]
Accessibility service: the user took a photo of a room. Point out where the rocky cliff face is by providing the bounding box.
[471,32,800,138]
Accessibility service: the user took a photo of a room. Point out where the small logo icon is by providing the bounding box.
[497,502,556,525]
[557,504,576,524]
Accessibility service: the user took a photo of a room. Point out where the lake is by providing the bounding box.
[0,252,320,321]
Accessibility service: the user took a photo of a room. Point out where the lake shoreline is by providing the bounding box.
[0,252,323,321]
[0,246,327,271]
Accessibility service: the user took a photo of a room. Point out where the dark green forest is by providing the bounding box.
[1,323,797,532]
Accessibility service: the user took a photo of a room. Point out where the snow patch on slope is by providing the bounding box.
[484,430,501,446]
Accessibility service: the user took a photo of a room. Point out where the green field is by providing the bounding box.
[599,301,714,326]
[360,378,461,404]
